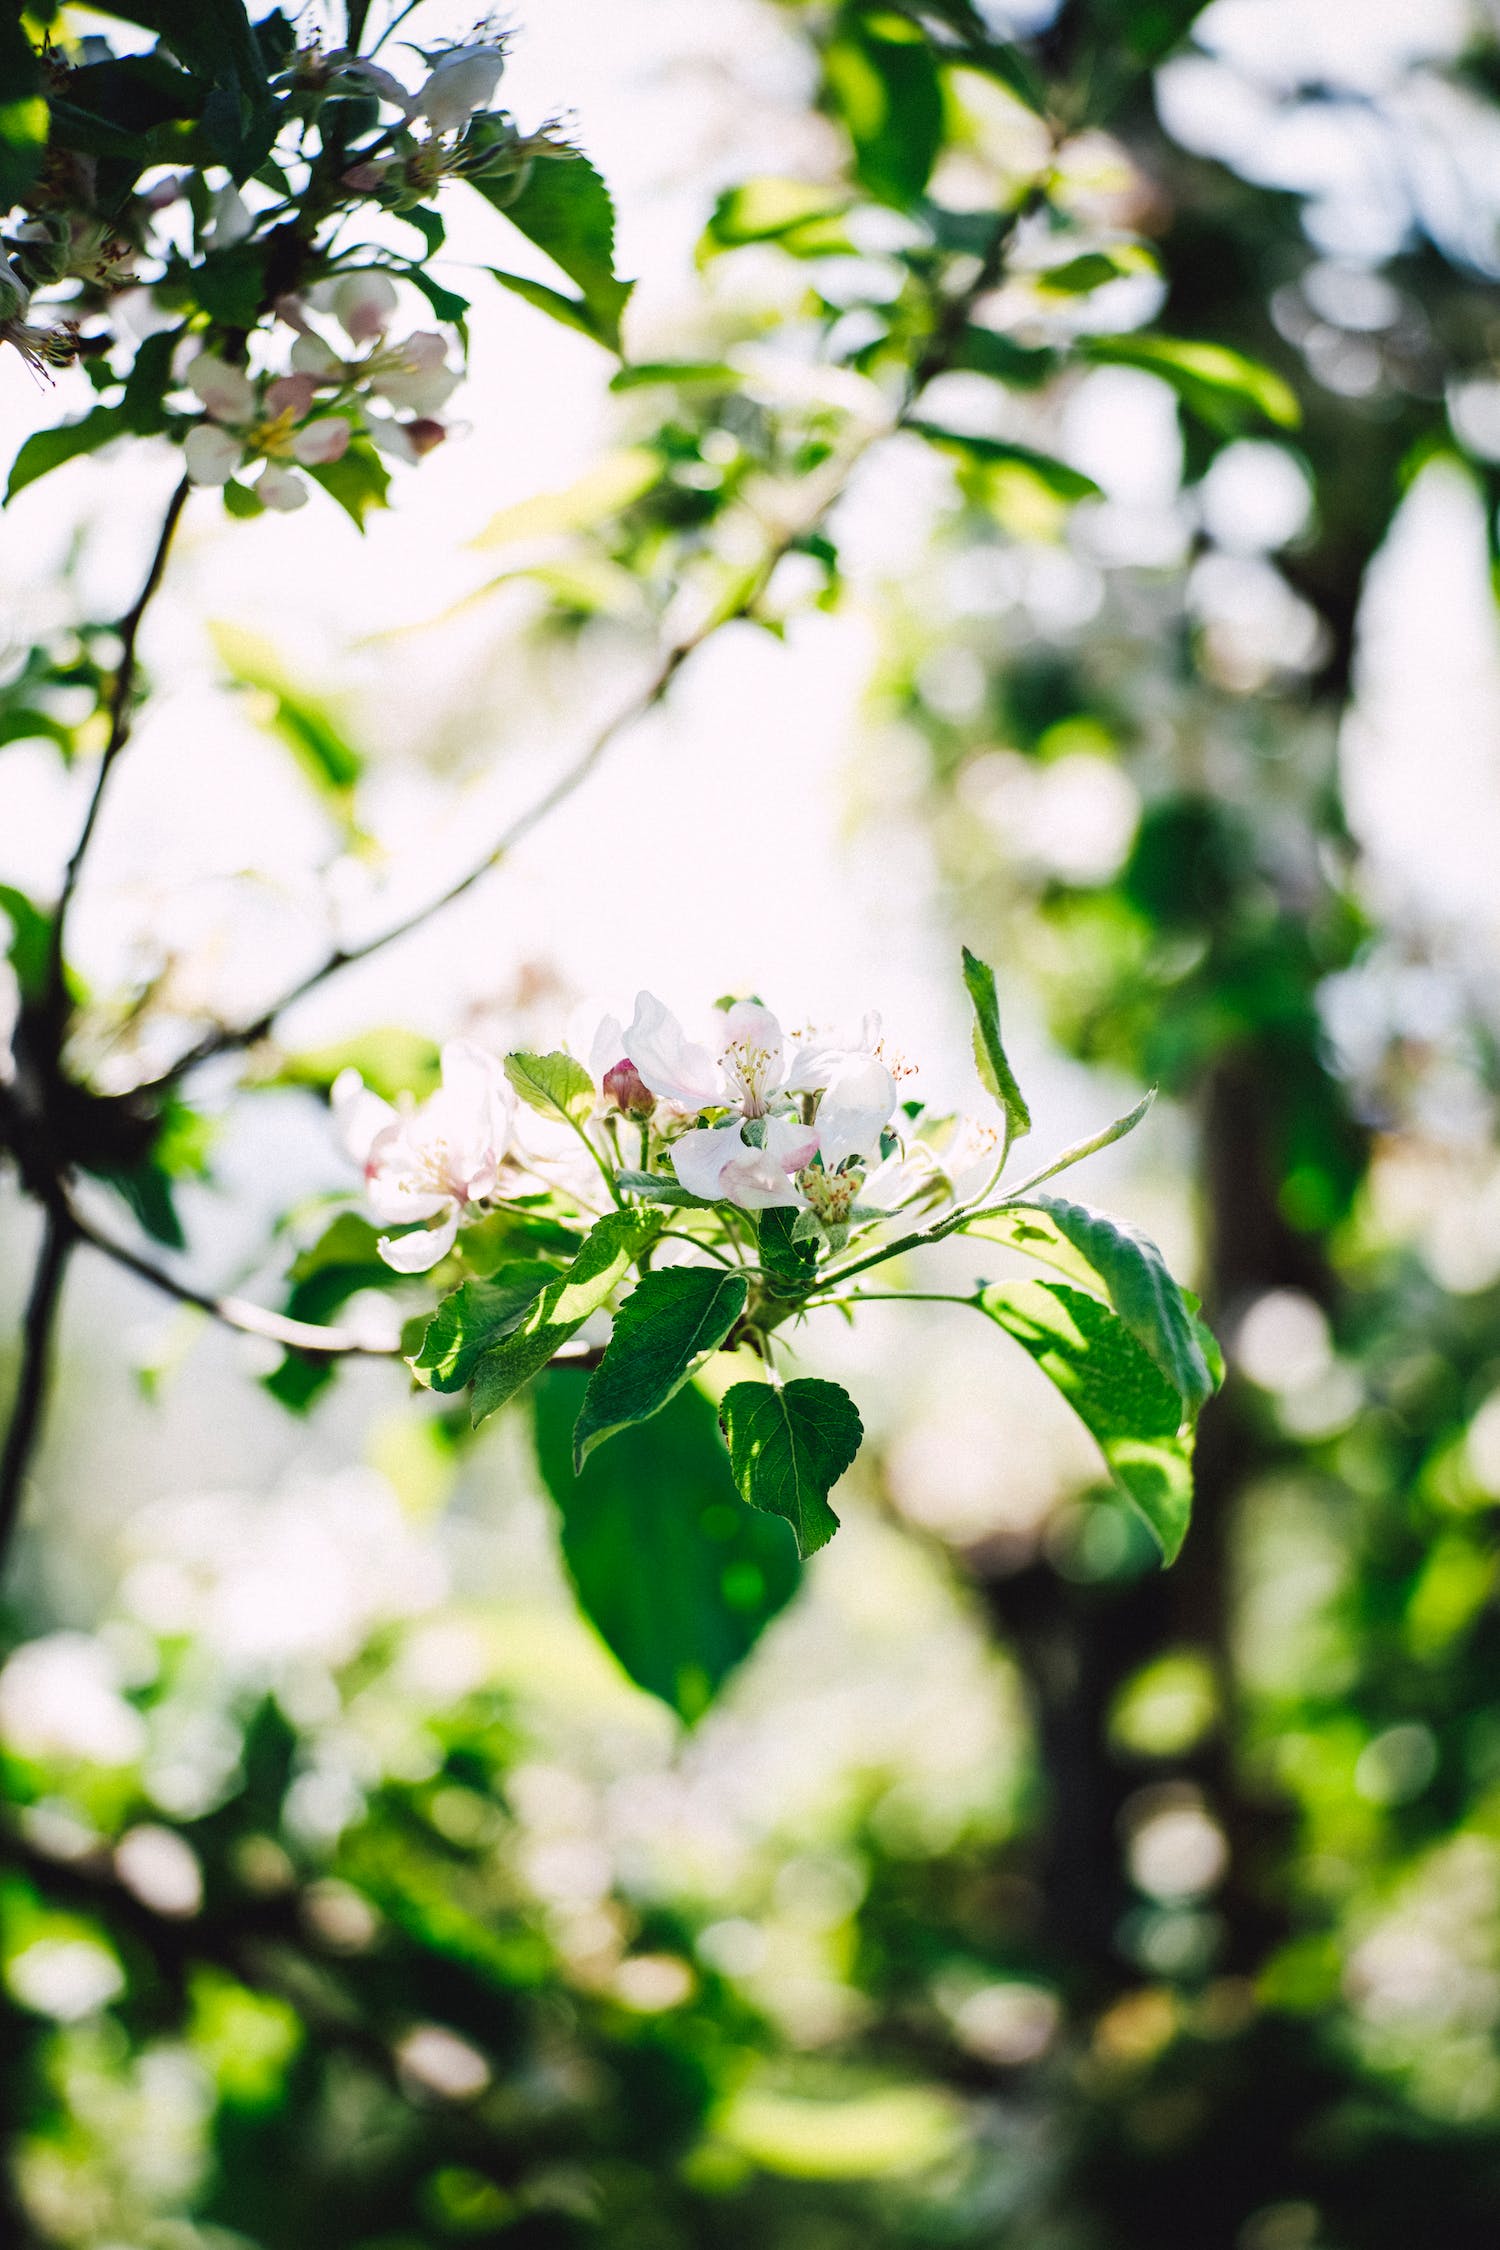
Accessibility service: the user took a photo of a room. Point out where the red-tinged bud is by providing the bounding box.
[404,416,447,456]
[603,1059,654,1118]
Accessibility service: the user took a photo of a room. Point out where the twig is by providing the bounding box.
[152,200,1038,1088]
[64,1199,397,1357]
[42,475,191,1038]
[0,1207,73,1571]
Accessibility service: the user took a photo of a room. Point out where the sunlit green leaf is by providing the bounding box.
[823,14,943,207]
[6,408,129,505]
[504,1050,595,1130]
[961,945,1031,1147]
[412,1263,558,1393]
[469,1206,659,1427]
[981,1278,1195,1561]
[1083,335,1301,432]
[477,151,632,353]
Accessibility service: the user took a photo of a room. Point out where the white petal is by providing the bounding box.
[624,992,721,1112]
[362,410,419,464]
[332,270,398,344]
[437,1039,512,1180]
[332,1067,396,1166]
[186,354,254,423]
[764,1112,819,1176]
[183,423,242,485]
[207,184,253,246]
[669,1119,747,1201]
[816,1052,897,1171]
[255,462,309,511]
[291,416,350,466]
[369,361,460,415]
[718,1000,788,1111]
[377,1207,459,1273]
[588,1013,626,1084]
[290,333,344,380]
[719,1146,802,1210]
[416,47,505,133]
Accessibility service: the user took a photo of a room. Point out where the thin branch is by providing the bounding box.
[0,1207,73,1571]
[153,200,1038,1090]
[42,475,192,1037]
[64,1200,397,1358]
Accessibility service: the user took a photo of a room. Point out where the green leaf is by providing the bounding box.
[757,1207,818,1292]
[949,328,1059,390]
[1034,244,1157,294]
[718,1378,862,1558]
[961,946,1031,1148]
[210,624,363,806]
[823,15,943,207]
[6,408,129,505]
[1082,336,1300,433]
[503,1050,594,1130]
[1017,1194,1216,1411]
[472,447,660,548]
[910,423,1102,503]
[993,1090,1155,1200]
[980,1279,1195,1562]
[100,0,276,176]
[0,94,48,208]
[412,1263,557,1393]
[702,177,853,255]
[0,883,52,1001]
[572,1266,748,1468]
[610,361,739,392]
[258,1027,441,1102]
[615,1171,711,1207]
[307,438,390,530]
[534,1368,799,1720]
[486,266,616,349]
[469,1206,660,1427]
[476,151,632,353]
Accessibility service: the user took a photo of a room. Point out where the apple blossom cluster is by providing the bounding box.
[334,993,995,1275]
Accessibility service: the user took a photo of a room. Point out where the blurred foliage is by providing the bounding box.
[10,0,1500,2245]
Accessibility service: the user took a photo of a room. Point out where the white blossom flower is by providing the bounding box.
[621,993,898,1210]
[415,41,507,134]
[334,1041,514,1272]
[182,353,350,507]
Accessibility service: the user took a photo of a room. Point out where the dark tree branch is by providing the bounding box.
[0,1206,73,1572]
[41,474,191,1042]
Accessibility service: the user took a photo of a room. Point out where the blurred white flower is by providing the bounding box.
[182,352,349,508]
[0,1633,146,1766]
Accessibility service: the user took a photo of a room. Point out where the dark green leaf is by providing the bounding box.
[757,1206,818,1292]
[0,15,46,204]
[823,16,942,207]
[100,0,276,176]
[981,1279,1195,1562]
[961,945,1031,1148]
[534,1368,799,1720]
[193,239,271,325]
[6,408,129,505]
[470,1206,660,1427]
[718,1377,862,1557]
[412,1263,558,1393]
[0,883,51,1001]
[572,1266,748,1468]
[949,328,1059,389]
[476,151,632,353]
[503,1050,594,1130]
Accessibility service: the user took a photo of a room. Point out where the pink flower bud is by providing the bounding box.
[602,1059,654,1118]
[404,416,447,456]
[342,161,390,193]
